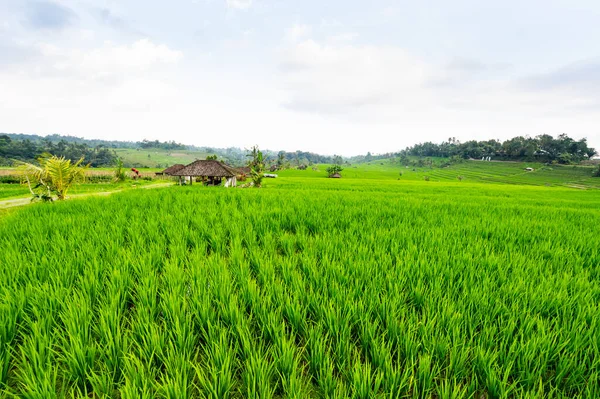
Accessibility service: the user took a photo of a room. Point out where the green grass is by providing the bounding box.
[0,180,168,203]
[1,177,599,398]
[0,185,29,200]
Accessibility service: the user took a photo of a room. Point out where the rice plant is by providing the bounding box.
[0,179,599,397]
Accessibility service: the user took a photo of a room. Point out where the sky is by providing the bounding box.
[0,0,599,156]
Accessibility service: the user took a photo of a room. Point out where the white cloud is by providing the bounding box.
[0,38,184,128]
[226,0,253,10]
[285,24,312,42]
[279,39,433,113]
[36,39,182,81]
[327,32,359,44]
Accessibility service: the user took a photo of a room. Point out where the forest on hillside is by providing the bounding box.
[0,135,116,167]
[401,134,596,164]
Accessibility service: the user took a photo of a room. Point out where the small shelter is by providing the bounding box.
[330,173,342,178]
[172,160,238,187]
[237,166,252,175]
[156,164,185,177]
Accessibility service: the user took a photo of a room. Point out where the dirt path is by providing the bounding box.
[0,182,173,209]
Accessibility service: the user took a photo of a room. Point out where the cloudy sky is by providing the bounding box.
[1,0,599,155]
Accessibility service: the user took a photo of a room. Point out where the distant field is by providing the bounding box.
[114,148,209,168]
[276,160,600,189]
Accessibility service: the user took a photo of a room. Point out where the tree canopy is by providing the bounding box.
[1,136,116,167]
[402,134,596,164]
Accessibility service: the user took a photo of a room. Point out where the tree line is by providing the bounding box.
[0,135,116,167]
[401,134,596,164]
[138,139,187,150]
[4,133,192,151]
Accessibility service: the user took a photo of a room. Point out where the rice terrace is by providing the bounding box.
[0,133,599,399]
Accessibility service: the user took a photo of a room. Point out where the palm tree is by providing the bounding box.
[247,145,265,188]
[19,154,88,201]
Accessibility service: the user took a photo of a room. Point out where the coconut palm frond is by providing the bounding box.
[18,155,89,201]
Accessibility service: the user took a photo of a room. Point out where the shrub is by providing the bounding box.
[326,164,343,177]
[87,175,114,184]
[0,175,21,184]
[114,158,127,182]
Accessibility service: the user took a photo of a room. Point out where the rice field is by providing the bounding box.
[0,178,166,202]
[302,161,600,189]
[1,179,600,398]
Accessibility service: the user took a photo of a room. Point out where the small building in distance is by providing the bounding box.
[330,172,342,178]
[171,160,238,187]
[238,166,252,175]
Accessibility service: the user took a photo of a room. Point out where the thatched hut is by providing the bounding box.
[156,164,185,176]
[330,173,342,178]
[172,160,238,187]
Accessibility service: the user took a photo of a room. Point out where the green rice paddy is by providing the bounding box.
[1,166,599,398]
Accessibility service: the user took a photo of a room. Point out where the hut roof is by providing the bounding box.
[172,160,238,177]
[161,164,186,175]
[237,166,252,175]
[330,173,342,178]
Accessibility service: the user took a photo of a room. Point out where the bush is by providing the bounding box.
[114,158,127,182]
[326,164,343,177]
[440,155,465,168]
[593,164,600,177]
[0,158,14,167]
[86,175,114,184]
[0,175,21,184]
